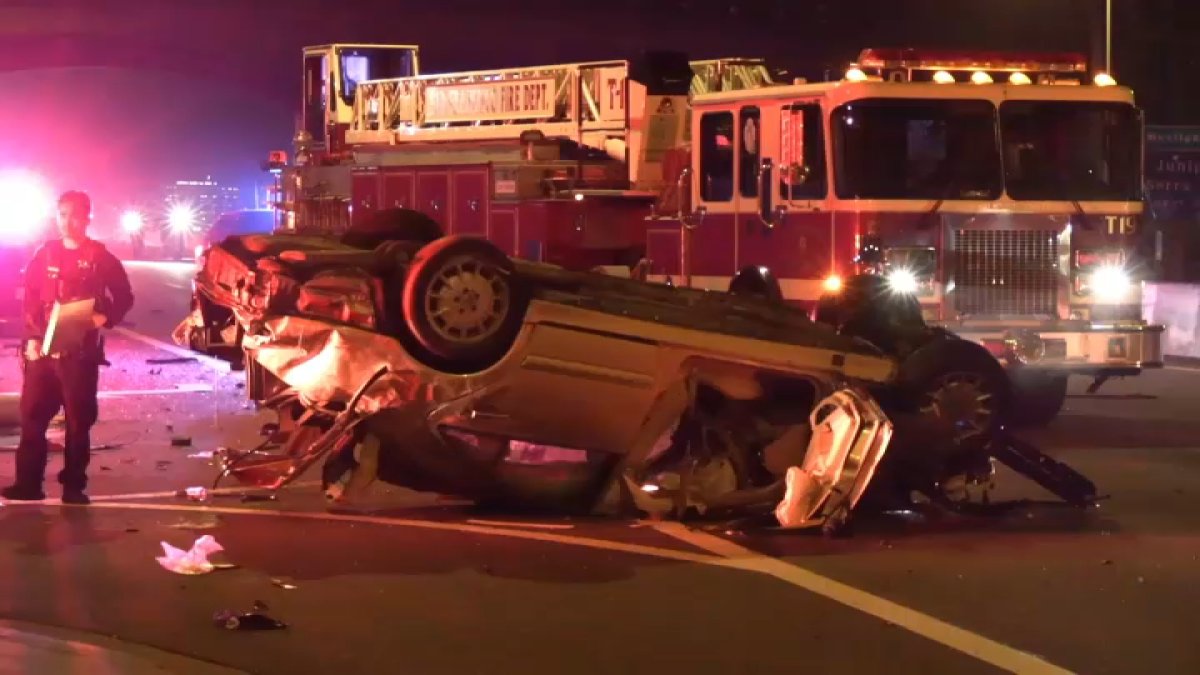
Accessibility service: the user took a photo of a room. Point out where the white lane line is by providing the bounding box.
[27,481,322,505]
[465,518,575,530]
[112,327,230,374]
[54,501,723,565]
[123,260,197,273]
[650,522,1071,675]
[0,384,214,398]
[1165,365,1200,374]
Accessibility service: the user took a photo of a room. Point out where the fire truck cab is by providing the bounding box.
[649,48,1162,425]
[271,44,1161,427]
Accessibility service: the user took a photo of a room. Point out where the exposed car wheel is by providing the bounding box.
[401,235,529,368]
[728,265,784,303]
[341,208,444,250]
[896,337,1012,442]
[1008,371,1068,428]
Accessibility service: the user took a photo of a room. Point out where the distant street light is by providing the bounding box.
[167,203,197,234]
[120,209,145,234]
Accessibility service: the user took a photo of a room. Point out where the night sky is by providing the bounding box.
[0,0,1195,229]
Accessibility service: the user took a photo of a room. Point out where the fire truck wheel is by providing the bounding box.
[728,265,784,303]
[897,336,1013,441]
[401,235,528,367]
[1007,371,1069,428]
[341,208,444,250]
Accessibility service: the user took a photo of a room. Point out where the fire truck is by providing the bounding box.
[266,43,1162,427]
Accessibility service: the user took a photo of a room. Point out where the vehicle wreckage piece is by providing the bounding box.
[182,233,1100,531]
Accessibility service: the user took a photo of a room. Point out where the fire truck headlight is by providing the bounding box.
[1089,265,1131,302]
[822,274,843,293]
[886,268,920,295]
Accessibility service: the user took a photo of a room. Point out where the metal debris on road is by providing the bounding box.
[171,436,193,447]
[147,357,197,364]
[213,606,287,631]
[183,486,208,501]
[270,578,298,590]
[187,451,215,459]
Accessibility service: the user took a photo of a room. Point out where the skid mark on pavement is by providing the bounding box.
[651,522,1071,675]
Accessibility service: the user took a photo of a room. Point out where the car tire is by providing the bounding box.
[401,235,529,368]
[1008,371,1069,428]
[895,336,1013,440]
[728,265,785,303]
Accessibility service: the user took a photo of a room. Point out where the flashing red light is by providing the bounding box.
[0,170,55,246]
[856,48,1088,74]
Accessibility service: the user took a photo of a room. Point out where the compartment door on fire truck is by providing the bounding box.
[780,102,827,208]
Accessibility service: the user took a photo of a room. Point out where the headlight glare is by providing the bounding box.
[886,268,920,295]
[1089,265,1131,301]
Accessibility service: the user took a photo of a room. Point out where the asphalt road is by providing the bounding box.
[0,261,1197,674]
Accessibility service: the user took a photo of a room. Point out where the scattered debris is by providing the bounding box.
[187,451,215,460]
[182,486,208,502]
[125,528,139,533]
[156,535,226,575]
[171,436,193,447]
[241,493,277,503]
[147,357,197,365]
[213,605,287,630]
[1102,559,1114,566]
[156,460,173,470]
[270,578,297,590]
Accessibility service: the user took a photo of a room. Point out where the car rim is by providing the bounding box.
[423,255,510,345]
[921,371,995,440]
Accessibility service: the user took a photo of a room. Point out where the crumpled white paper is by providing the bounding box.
[155,535,225,575]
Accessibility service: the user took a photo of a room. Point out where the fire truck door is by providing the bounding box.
[381,170,415,210]
[779,102,826,211]
[452,168,489,237]
[416,170,451,232]
[351,170,381,227]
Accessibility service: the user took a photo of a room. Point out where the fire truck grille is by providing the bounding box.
[953,230,1058,316]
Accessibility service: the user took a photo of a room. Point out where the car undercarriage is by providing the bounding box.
[176,211,1099,534]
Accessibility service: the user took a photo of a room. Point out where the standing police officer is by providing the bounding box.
[2,190,134,504]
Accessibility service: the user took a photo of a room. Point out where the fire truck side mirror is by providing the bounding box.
[757,158,787,229]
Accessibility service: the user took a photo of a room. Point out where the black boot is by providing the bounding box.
[62,489,91,505]
[2,484,46,501]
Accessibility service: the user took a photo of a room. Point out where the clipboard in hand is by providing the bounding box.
[41,298,96,357]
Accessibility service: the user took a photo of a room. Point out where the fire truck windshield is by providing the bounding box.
[832,98,1002,201]
[1000,101,1141,201]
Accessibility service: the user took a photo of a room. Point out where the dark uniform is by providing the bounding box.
[6,238,133,501]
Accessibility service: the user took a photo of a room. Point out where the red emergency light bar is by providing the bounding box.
[857,48,1088,74]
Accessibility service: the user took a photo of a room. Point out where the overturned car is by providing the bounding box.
[176,210,1097,532]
